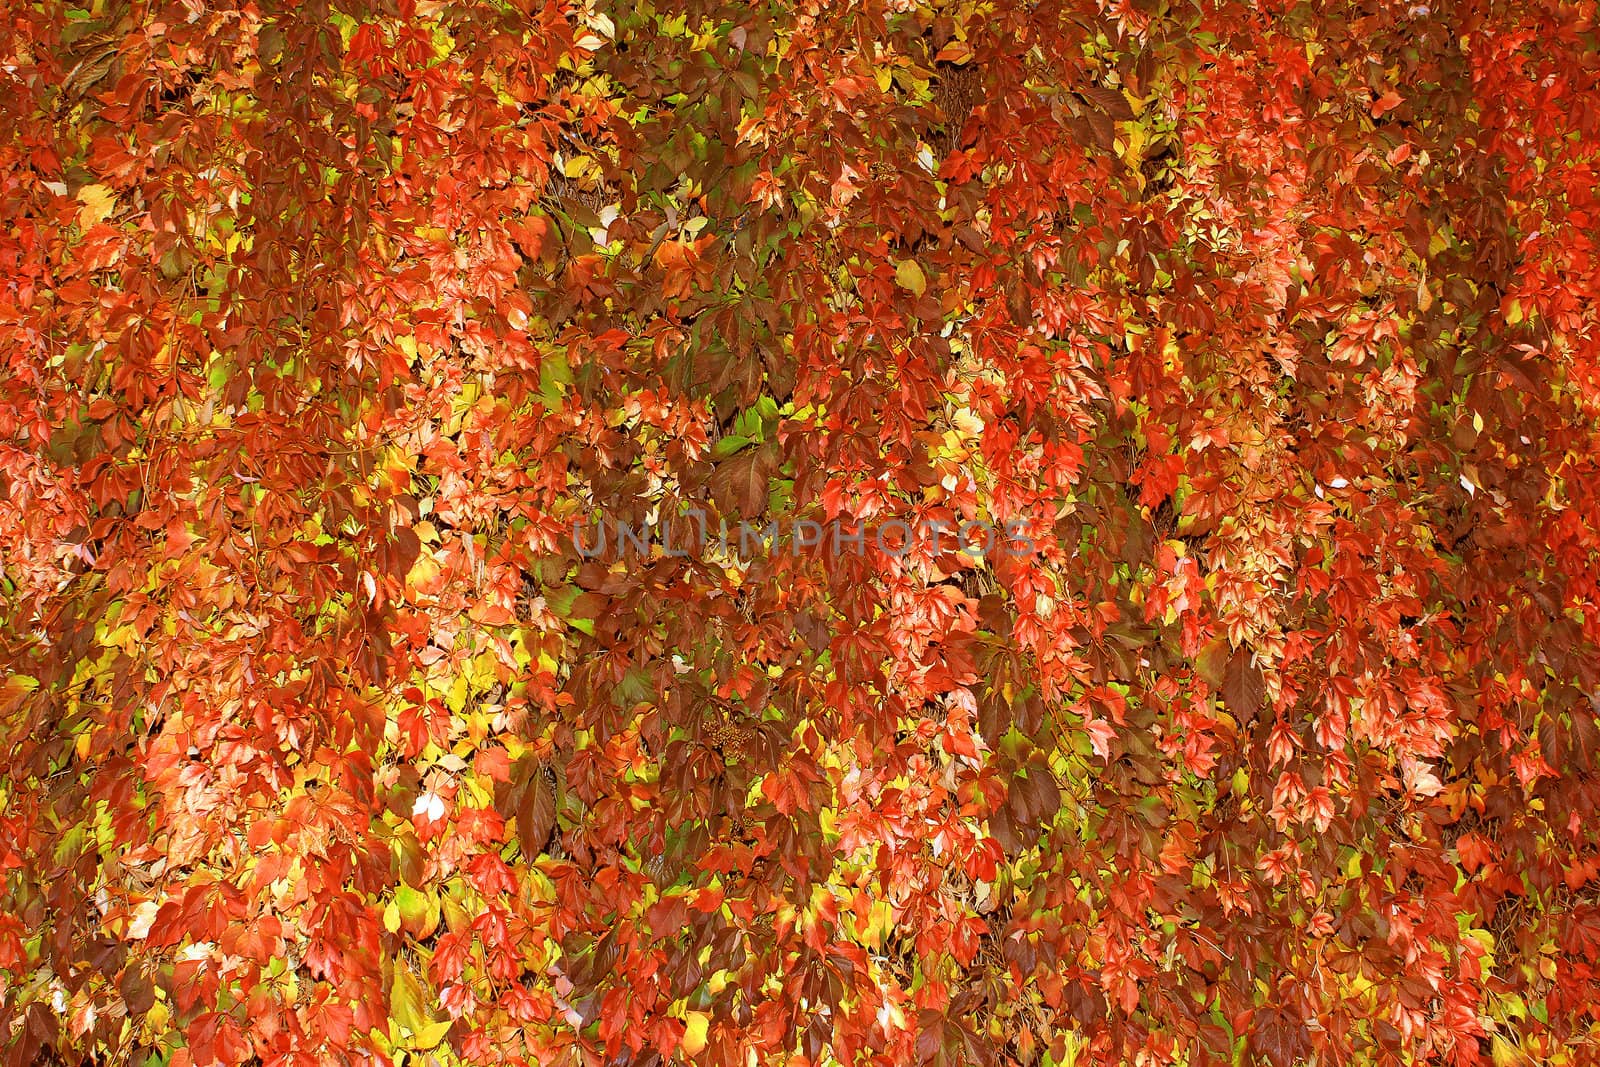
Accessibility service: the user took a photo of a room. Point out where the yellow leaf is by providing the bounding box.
[1343,850,1363,878]
[404,553,440,594]
[1491,1035,1529,1067]
[895,259,927,297]
[856,898,894,950]
[390,965,432,1034]
[409,1019,453,1051]
[77,184,116,228]
[681,1011,711,1056]
[1120,122,1148,168]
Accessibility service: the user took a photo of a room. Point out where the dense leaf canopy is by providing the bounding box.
[4,0,1600,1065]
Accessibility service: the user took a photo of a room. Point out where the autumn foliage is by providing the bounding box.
[5,0,1600,1064]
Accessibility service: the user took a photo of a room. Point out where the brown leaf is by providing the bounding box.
[1194,637,1230,688]
[976,690,1011,746]
[390,526,421,576]
[592,929,620,978]
[1014,689,1044,738]
[1018,753,1062,824]
[1222,648,1265,725]
[119,966,154,1014]
[517,763,557,857]
[915,1013,943,1064]
[1571,708,1599,765]
[1075,84,1135,121]
[1082,109,1117,151]
[989,802,1025,855]
[710,441,779,520]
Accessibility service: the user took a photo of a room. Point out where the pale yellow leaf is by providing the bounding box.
[77,184,116,228]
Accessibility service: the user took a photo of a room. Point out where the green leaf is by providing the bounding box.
[713,434,752,458]
[536,354,573,409]
[394,885,439,938]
